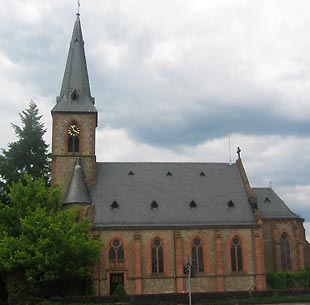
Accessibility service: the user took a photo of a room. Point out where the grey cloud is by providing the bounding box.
[97,93,309,148]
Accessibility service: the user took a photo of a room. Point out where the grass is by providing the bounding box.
[6,292,310,305]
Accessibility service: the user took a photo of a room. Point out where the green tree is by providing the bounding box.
[0,101,50,189]
[0,176,100,298]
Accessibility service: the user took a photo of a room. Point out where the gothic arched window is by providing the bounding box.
[191,237,204,273]
[230,236,243,272]
[109,239,124,262]
[280,232,291,270]
[151,238,164,274]
[67,122,80,153]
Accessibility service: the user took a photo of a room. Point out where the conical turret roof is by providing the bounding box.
[52,14,97,113]
[64,158,92,204]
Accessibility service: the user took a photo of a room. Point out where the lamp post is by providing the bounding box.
[184,263,192,305]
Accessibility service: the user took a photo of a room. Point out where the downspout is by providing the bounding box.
[173,229,177,292]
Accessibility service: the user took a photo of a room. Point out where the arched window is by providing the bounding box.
[109,239,124,262]
[68,136,79,152]
[67,122,80,153]
[151,238,164,274]
[230,236,243,272]
[191,237,204,273]
[280,232,291,270]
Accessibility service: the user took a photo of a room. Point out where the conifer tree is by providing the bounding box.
[0,101,50,188]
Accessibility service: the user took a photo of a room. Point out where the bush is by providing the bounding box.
[113,284,126,297]
[295,270,310,288]
[267,270,310,289]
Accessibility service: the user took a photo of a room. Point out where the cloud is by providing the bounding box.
[82,0,310,148]
[0,0,309,238]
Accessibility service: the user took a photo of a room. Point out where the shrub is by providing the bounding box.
[113,283,127,297]
[267,270,310,289]
[295,270,310,288]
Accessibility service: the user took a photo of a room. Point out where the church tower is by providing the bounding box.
[51,13,97,200]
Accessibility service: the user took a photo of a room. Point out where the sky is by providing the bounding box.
[0,1,309,240]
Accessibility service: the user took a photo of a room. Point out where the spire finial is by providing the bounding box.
[77,0,80,16]
[237,147,241,160]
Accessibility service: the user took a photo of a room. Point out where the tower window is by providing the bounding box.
[71,90,79,100]
[68,136,79,153]
[67,122,80,153]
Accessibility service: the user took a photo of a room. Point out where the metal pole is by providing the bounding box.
[188,265,192,305]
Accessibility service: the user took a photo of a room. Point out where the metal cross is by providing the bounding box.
[237,147,241,159]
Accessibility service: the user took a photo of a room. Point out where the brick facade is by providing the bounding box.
[262,219,306,272]
[94,228,267,295]
[51,112,97,196]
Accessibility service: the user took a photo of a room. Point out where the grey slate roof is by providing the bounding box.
[253,187,300,220]
[52,14,97,113]
[64,159,92,204]
[91,162,257,229]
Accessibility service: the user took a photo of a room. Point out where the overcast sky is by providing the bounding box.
[0,0,309,240]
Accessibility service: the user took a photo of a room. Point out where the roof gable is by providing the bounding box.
[253,187,300,220]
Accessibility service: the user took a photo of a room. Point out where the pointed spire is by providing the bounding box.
[64,158,92,204]
[52,14,97,113]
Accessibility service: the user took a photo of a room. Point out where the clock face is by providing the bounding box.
[68,124,80,136]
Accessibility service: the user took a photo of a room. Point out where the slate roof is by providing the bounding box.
[91,162,257,229]
[52,14,96,113]
[64,159,92,204]
[253,188,301,220]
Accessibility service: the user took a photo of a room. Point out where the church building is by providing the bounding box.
[51,14,308,296]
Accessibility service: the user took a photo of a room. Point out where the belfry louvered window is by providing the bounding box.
[191,237,204,272]
[67,121,80,153]
[280,232,291,270]
[151,238,164,274]
[230,236,243,272]
[68,136,79,152]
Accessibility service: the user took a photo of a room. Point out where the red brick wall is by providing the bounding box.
[262,219,306,272]
[95,228,259,296]
[305,241,310,268]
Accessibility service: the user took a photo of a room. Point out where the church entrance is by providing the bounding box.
[109,273,124,295]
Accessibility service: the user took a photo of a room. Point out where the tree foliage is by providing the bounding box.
[0,177,100,298]
[0,101,50,188]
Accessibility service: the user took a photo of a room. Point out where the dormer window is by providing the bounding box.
[228,200,235,208]
[189,200,197,209]
[71,90,79,100]
[111,201,119,209]
[264,197,271,203]
[151,200,159,209]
